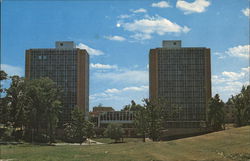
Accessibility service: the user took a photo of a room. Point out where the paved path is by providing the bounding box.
[54,139,104,146]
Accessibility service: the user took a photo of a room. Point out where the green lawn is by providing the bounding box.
[1,126,250,161]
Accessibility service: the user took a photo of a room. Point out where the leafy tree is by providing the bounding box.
[104,123,124,143]
[4,76,27,130]
[0,70,9,124]
[122,100,142,111]
[0,70,8,93]
[133,98,179,141]
[64,107,91,144]
[143,98,165,141]
[85,121,95,138]
[134,105,147,142]
[25,77,62,143]
[208,94,225,130]
[228,85,250,126]
[0,76,62,142]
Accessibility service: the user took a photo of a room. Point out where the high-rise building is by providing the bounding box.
[149,40,211,129]
[25,41,89,123]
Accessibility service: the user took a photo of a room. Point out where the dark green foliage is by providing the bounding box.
[25,77,62,143]
[0,74,62,143]
[104,123,124,143]
[208,94,225,130]
[0,70,8,93]
[0,125,14,141]
[143,98,165,141]
[122,100,142,111]
[64,107,94,144]
[134,105,147,142]
[133,98,177,141]
[85,121,95,138]
[228,85,250,126]
[4,76,27,129]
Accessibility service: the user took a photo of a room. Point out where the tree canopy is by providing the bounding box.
[208,94,225,130]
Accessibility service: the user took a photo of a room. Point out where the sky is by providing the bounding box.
[1,0,249,110]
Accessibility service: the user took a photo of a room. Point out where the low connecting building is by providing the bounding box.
[89,107,134,128]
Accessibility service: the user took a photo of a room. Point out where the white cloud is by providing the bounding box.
[213,52,226,59]
[76,43,104,56]
[212,75,227,84]
[104,35,126,41]
[225,45,250,59]
[176,0,211,14]
[130,33,152,40]
[212,67,250,101]
[123,85,148,92]
[152,1,171,8]
[214,45,250,59]
[94,70,148,84]
[105,88,120,93]
[90,63,118,70]
[1,64,24,76]
[132,8,147,13]
[104,85,148,94]
[121,15,190,40]
[222,71,245,81]
[242,8,250,17]
[90,85,149,108]
[241,66,250,72]
[118,14,132,19]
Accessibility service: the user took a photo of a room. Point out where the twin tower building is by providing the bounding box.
[25,41,211,128]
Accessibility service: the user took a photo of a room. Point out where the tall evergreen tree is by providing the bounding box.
[208,94,225,130]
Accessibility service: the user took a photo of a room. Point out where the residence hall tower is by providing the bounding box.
[25,41,89,123]
[149,40,211,129]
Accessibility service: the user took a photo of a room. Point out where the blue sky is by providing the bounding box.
[1,0,249,110]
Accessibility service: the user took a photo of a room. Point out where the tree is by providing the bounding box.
[133,98,181,141]
[122,100,142,111]
[4,76,27,131]
[0,70,9,124]
[228,85,250,126]
[85,121,95,138]
[25,77,62,143]
[104,123,124,143]
[143,98,166,141]
[64,107,88,144]
[134,105,147,142]
[0,70,8,93]
[208,94,225,130]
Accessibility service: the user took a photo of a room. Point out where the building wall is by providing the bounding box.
[149,45,211,128]
[77,49,89,118]
[149,49,158,99]
[25,47,89,123]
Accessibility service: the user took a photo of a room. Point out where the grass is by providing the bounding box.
[1,126,250,161]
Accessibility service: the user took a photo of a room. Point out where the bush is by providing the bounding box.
[34,133,50,143]
[0,126,14,142]
[104,123,124,143]
[13,130,24,141]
